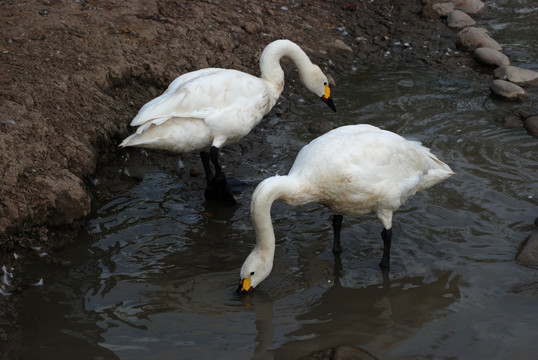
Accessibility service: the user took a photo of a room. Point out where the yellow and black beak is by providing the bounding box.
[237,277,252,293]
[321,84,336,112]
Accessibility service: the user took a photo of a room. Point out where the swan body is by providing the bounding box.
[120,68,275,152]
[119,40,336,204]
[239,124,454,291]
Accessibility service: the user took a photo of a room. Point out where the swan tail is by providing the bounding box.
[416,154,455,191]
[119,118,212,153]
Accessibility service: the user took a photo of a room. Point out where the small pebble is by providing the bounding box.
[190,167,200,177]
[523,116,538,136]
[516,234,538,268]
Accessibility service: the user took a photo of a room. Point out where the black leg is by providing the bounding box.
[200,151,214,183]
[379,228,392,269]
[203,146,237,205]
[333,251,343,286]
[201,150,220,201]
[332,214,343,254]
[209,146,224,176]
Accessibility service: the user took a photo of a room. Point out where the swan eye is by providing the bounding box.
[323,82,327,85]
[250,271,255,276]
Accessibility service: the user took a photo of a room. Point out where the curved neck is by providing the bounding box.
[259,40,313,96]
[250,175,315,255]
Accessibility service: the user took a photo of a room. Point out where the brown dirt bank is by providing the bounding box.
[0,0,473,351]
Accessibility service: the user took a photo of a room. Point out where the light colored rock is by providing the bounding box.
[447,10,476,29]
[494,65,538,86]
[516,234,538,268]
[457,27,502,51]
[474,47,510,67]
[452,0,486,16]
[524,116,538,136]
[490,79,526,100]
[432,2,455,17]
[334,39,352,52]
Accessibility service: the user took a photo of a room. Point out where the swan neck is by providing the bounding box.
[250,176,299,254]
[259,40,312,95]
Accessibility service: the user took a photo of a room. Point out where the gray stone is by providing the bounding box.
[494,65,538,86]
[516,234,538,268]
[447,10,476,29]
[302,345,378,360]
[490,79,526,100]
[523,116,538,136]
[474,47,510,67]
[334,39,353,52]
[457,27,502,51]
[433,2,455,17]
[452,0,486,16]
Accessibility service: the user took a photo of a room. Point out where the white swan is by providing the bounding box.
[119,39,336,204]
[238,124,454,292]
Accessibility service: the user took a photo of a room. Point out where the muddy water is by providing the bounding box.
[15,5,538,360]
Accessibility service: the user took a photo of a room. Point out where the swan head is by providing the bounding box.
[237,248,273,293]
[300,65,336,112]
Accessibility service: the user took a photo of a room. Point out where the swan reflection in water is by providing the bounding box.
[245,255,460,359]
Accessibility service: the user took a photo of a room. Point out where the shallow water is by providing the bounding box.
[14,2,538,359]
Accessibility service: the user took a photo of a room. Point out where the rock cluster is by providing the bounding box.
[429,0,538,266]
[429,0,538,136]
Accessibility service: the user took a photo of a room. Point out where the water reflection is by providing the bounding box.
[18,259,119,360]
[251,256,460,359]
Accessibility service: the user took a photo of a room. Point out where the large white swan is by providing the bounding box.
[238,124,454,292]
[120,39,336,204]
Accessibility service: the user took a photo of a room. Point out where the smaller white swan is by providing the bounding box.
[120,39,336,204]
[238,124,454,292]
